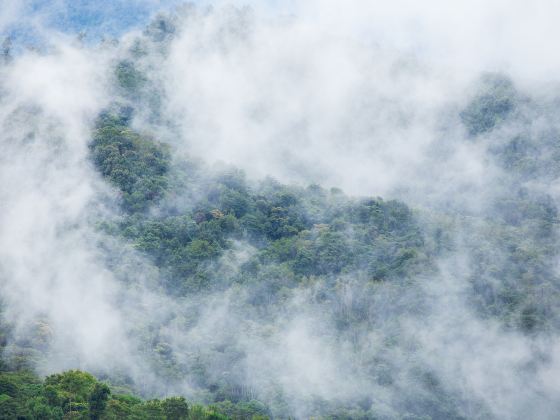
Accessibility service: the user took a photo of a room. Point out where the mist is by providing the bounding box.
[1,1,560,419]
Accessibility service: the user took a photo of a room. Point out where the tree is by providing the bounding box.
[26,396,64,420]
[0,394,17,419]
[88,383,110,419]
[161,396,189,419]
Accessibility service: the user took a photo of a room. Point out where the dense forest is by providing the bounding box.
[2,3,560,420]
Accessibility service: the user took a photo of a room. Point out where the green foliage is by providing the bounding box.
[112,171,425,294]
[15,9,560,420]
[91,113,426,295]
[26,396,64,419]
[0,394,18,420]
[460,73,517,136]
[45,370,98,403]
[85,105,431,417]
[89,383,111,419]
[0,370,263,420]
[466,190,560,331]
[80,55,560,419]
[115,61,147,96]
[90,113,171,213]
[209,400,269,420]
[161,396,189,419]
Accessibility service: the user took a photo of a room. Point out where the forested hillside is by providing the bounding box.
[2,3,560,420]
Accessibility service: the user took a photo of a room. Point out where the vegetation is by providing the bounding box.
[4,9,560,420]
[0,369,253,419]
[81,66,560,417]
[90,112,171,213]
[460,73,518,136]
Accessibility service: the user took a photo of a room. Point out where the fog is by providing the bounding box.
[1,1,560,419]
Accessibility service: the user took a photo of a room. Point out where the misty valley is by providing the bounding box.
[1,3,560,420]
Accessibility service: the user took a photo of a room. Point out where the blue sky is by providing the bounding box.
[2,0,293,47]
[3,0,191,46]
